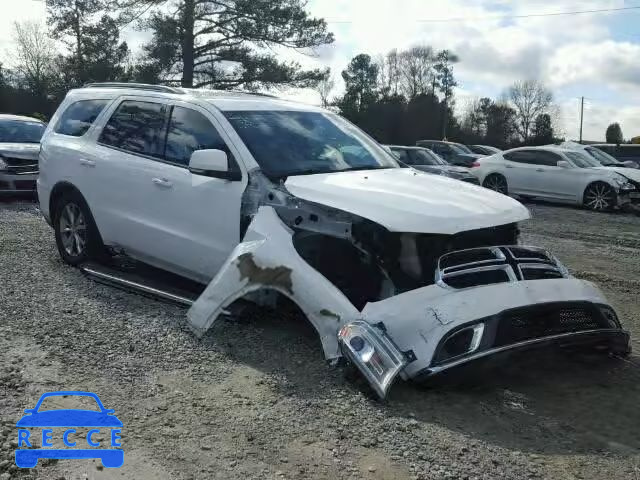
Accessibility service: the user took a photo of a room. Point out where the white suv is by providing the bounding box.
[38,83,630,397]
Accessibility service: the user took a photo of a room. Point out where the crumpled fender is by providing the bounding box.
[187,206,361,359]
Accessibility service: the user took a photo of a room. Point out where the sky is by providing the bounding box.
[1,0,639,141]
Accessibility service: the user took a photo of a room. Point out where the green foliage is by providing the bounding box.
[605,123,624,144]
[128,0,333,89]
[532,114,554,145]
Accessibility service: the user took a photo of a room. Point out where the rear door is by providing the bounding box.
[501,150,539,194]
[521,150,576,200]
[93,98,245,282]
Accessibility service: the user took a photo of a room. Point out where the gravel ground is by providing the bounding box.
[0,198,639,480]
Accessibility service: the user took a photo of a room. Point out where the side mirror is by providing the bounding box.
[557,160,571,169]
[189,149,241,181]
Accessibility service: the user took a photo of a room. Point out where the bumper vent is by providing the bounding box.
[494,305,611,347]
[436,246,568,289]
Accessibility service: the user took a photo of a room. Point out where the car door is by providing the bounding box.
[90,98,245,282]
[500,150,540,194]
[134,102,246,281]
[523,150,578,200]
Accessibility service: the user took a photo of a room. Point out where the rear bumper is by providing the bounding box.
[0,172,37,193]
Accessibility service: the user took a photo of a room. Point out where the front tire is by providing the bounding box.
[583,182,616,212]
[53,191,104,265]
[483,173,509,195]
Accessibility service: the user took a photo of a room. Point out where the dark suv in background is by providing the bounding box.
[592,144,640,168]
[416,140,483,167]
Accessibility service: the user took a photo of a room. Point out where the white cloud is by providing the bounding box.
[1,0,639,141]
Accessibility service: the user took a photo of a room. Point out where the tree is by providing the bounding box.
[315,73,335,108]
[605,123,624,144]
[506,79,553,143]
[377,49,401,97]
[484,102,517,149]
[119,0,333,89]
[11,22,56,97]
[532,113,554,145]
[434,50,458,138]
[46,0,105,83]
[398,45,434,100]
[338,54,379,120]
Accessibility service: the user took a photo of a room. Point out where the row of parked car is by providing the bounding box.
[385,140,640,212]
[0,82,632,399]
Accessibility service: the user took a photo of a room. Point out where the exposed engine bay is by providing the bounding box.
[187,169,631,399]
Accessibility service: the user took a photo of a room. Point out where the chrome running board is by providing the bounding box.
[80,263,198,307]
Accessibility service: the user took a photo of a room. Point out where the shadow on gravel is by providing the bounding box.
[202,305,640,458]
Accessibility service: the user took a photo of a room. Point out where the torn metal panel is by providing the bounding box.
[362,277,621,378]
[187,206,361,359]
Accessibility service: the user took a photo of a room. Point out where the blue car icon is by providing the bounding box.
[15,391,123,468]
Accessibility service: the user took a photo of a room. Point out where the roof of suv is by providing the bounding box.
[70,83,324,112]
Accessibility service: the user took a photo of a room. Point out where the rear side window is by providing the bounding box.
[504,150,560,166]
[99,100,167,157]
[164,107,230,166]
[54,99,109,137]
[391,148,410,164]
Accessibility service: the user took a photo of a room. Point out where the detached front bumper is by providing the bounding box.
[0,172,37,194]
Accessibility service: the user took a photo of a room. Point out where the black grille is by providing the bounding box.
[494,305,609,347]
[13,180,36,190]
[5,157,38,174]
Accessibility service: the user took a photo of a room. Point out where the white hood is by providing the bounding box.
[594,166,640,183]
[284,168,530,234]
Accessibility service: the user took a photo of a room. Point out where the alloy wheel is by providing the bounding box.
[59,203,87,256]
[484,175,508,194]
[584,184,614,211]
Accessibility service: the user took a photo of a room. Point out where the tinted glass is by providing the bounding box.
[390,148,410,164]
[165,107,230,166]
[55,100,109,137]
[410,149,446,166]
[99,101,166,157]
[617,145,640,159]
[453,143,473,154]
[585,147,620,166]
[223,110,396,179]
[565,151,600,168]
[0,119,45,143]
[504,150,560,166]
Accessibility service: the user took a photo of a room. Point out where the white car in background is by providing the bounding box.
[473,146,638,211]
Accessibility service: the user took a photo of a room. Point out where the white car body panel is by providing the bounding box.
[285,169,530,234]
[473,147,630,206]
[39,86,631,398]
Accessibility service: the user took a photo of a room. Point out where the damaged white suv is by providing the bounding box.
[39,83,630,398]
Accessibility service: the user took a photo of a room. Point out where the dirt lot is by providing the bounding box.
[0,199,639,480]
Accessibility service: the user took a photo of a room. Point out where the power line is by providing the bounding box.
[326,5,640,24]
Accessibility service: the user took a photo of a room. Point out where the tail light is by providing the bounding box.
[470,161,481,168]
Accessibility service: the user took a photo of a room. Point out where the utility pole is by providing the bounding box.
[579,96,584,143]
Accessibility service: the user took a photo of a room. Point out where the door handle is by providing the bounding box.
[152,177,173,188]
[80,159,96,167]
[535,168,544,172]
[505,165,514,168]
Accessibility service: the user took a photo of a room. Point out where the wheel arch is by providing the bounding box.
[49,181,87,219]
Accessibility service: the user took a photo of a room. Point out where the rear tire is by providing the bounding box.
[483,174,509,195]
[53,190,105,266]
[583,182,616,212]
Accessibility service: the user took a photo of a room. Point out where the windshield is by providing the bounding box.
[449,143,471,154]
[585,147,621,166]
[413,149,448,166]
[0,119,45,144]
[565,151,601,168]
[223,110,398,178]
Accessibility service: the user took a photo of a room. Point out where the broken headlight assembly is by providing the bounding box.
[338,321,407,399]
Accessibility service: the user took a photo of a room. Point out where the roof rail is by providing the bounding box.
[83,82,184,94]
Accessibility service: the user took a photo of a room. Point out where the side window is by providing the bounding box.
[54,100,110,137]
[99,100,167,157]
[538,151,562,166]
[504,151,527,163]
[164,106,231,166]
[392,149,410,164]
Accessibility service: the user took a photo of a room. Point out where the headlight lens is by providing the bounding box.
[613,174,635,190]
[0,156,6,171]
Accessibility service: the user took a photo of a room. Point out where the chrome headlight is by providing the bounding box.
[611,174,635,190]
[0,156,6,171]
